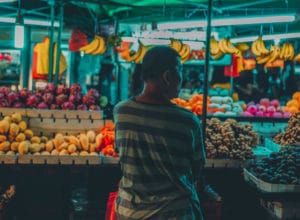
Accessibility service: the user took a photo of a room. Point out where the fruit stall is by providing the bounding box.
[1,0,300,219]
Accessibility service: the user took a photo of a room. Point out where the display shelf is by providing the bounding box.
[0,155,16,164]
[205,159,245,168]
[244,168,300,193]
[264,138,283,152]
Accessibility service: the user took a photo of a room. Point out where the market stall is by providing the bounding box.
[0,0,300,219]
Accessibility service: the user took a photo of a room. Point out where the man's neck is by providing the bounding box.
[135,84,171,104]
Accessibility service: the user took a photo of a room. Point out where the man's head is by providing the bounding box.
[141,46,183,99]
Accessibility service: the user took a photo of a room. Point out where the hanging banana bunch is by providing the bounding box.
[79,35,107,55]
[124,40,147,64]
[169,39,191,63]
[251,36,269,57]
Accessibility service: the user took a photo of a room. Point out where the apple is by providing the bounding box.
[270,99,280,108]
[260,98,270,107]
[247,104,257,115]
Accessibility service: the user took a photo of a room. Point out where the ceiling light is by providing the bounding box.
[231,32,300,43]
[157,13,296,30]
[0,16,60,27]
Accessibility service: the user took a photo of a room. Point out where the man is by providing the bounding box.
[113,46,206,219]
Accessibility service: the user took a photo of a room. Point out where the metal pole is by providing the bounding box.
[201,0,212,142]
[48,0,55,82]
[54,2,64,86]
[22,25,30,88]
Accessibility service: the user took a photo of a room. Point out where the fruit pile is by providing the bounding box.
[282,92,300,115]
[248,147,300,184]
[172,94,210,115]
[0,113,118,157]
[242,98,291,118]
[0,83,106,110]
[205,118,259,159]
[273,112,300,146]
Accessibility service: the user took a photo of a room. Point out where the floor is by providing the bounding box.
[0,166,298,220]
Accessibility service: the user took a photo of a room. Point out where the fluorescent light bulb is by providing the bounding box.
[157,13,296,30]
[14,24,24,48]
[121,37,204,50]
[0,16,59,27]
[231,32,300,43]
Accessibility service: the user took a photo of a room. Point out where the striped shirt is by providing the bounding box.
[113,97,206,220]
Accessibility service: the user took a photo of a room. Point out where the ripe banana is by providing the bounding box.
[257,36,269,55]
[79,36,100,54]
[126,41,146,63]
[134,44,147,64]
[266,45,280,64]
[170,39,183,53]
[210,36,220,55]
[211,50,224,60]
[91,35,106,55]
[286,43,295,60]
[279,42,288,60]
[251,38,262,57]
[236,43,249,52]
[293,53,300,62]
[179,44,190,59]
[219,38,238,54]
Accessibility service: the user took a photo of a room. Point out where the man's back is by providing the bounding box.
[114,98,205,219]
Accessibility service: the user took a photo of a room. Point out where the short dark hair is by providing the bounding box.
[141,46,180,81]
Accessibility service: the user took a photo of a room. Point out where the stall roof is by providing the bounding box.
[0,0,300,39]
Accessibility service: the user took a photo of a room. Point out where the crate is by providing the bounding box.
[260,198,300,219]
[244,168,300,193]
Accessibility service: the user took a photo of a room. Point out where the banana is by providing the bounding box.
[236,43,250,52]
[279,42,288,60]
[256,55,271,64]
[126,41,145,62]
[293,53,300,62]
[211,50,224,60]
[179,44,190,59]
[266,45,280,64]
[170,39,183,53]
[257,36,269,55]
[91,35,106,55]
[218,38,238,54]
[210,36,220,55]
[134,44,147,64]
[251,38,262,57]
[79,36,100,54]
[286,43,295,60]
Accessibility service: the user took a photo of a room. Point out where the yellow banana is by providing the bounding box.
[126,41,145,62]
[219,38,238,54]
[210,36,220,55]
[211,50,224,60]
[257,36,269,55]
[134,45,147,64]
[286,43,295,60]
[79,36,100,54]
[251,37,263,57]
[91,35,106,55]
[279,42,288,60]
[170,39,183,53]
[256,55,271,64]
[179,44,190,59]
[266,45,280,64]
[293,53,300,62]
[236,43,250,52]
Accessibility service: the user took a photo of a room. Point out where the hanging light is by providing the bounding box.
[14,0,24,48]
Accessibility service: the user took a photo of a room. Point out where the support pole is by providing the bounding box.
[54,2,64,86]
[22,26,30,88]
[48,0,55,82]
[201,0,212,142]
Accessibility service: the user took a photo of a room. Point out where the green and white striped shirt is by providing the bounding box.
[113,97,206,220]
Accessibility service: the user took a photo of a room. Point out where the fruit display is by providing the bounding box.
[242,98,291,118]
[0,112,118,157]
[205,118,259,159]
[173,93,243,116]
[247,147,300,184]
[282,91,300,114]
[273,112,300,146]
[0,83,105,110]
